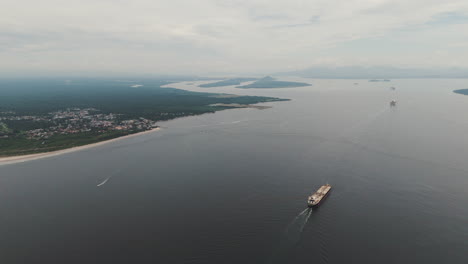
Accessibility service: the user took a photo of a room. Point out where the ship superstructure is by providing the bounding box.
[307,184,332,207]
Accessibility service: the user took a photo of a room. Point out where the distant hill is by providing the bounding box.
[199,78,257,88]
[236,76,310,89]
[276,66,468,79]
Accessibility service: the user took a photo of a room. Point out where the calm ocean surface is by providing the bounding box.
[0,79,467,263]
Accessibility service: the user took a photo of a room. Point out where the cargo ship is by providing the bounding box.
[307,184,332,207]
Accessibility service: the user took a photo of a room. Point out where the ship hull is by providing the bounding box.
[307,185,331,207]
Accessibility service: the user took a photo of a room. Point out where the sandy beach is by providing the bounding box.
[0,128,161,166]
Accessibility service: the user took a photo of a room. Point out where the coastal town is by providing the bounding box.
[0,108,159,140]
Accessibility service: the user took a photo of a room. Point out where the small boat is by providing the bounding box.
[390,100,397,106]
[307,184,332,207]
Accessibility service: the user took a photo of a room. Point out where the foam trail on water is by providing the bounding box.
[338,106,389,139]
[270,208,313,263]
[299,209,313,233]
[97,176,112,187]
[285,208,309,234]
[97,168,121,187]
[220,120,245,125]
[286,208,312,238]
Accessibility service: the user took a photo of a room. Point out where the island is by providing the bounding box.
[199,78,258,87]
[0,78,288,157]
[236,76,310,89]
[369,79,391,82]
[453,89,468,96]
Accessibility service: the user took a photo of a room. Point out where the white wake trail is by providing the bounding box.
[285,208,309,234]
[299,209,313,233]
[97,176,113,187]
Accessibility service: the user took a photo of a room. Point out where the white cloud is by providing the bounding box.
[1,0,468,75]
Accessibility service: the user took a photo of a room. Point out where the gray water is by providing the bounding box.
[0,79,467,263]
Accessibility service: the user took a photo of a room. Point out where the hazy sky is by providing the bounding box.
[2,0,468,75]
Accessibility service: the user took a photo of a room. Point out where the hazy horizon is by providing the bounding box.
[2,0,468,76]
[1,66,468,79]
[2,2,468,263]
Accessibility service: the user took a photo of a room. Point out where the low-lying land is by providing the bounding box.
[209,103,272,110]
[453,89,468,95]
[199,78,257,87]
[0,78,288,157]
[236,76,310,88]
[369,79,391,82]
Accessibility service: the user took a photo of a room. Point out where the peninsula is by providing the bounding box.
[236,76,310,88]
[453,89,468,95]
[0,78,288,157]
[199,78,257,87]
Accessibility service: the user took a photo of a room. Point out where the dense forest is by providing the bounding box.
[0,78,288,156]
[0,78,285,118]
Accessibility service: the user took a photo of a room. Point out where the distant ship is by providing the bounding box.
[390,100,397,106]
[307,184,332,207]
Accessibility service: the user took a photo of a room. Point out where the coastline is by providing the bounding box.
[0,128,161,166]
[1,81,287,166]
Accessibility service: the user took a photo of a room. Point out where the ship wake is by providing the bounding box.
[97,176,112,187]
[270,208,313,263]
[285,208,312,236]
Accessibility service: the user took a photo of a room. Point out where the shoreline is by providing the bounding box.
[0,128,161,166]
[1,81,286,166]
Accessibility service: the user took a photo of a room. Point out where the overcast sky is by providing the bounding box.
[2,0,468,76]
